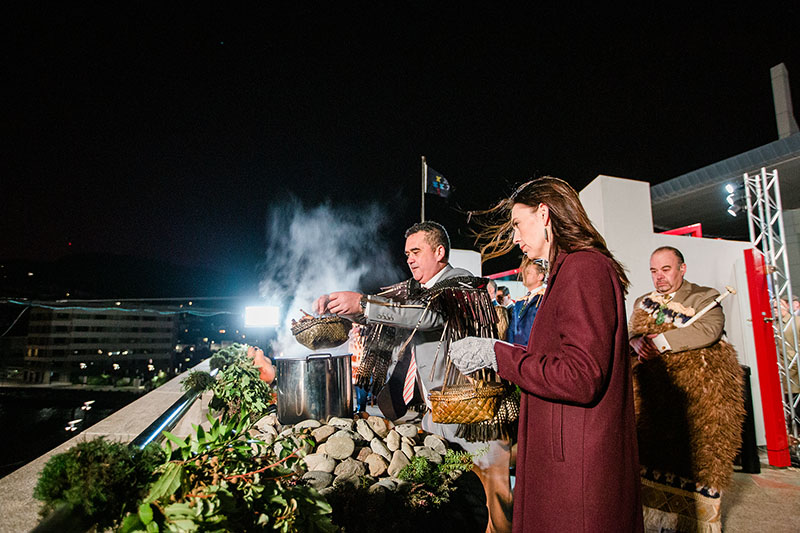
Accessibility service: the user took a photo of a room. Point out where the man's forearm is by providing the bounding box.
[661,306,724,352]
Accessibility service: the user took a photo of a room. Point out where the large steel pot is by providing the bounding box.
[275,353,353,425]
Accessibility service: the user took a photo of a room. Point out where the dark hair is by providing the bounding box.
[471,176,630,294]
[652,246,684,265]
[497,285,509,295]
[404,221,451,260]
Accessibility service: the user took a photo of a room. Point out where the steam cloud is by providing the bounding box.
[258,200,404,353]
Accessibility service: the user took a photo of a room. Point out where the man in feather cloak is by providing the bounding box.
[629,246,745,533]
[314,221,516,533]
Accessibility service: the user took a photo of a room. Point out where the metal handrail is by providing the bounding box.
[129,383,208,449]
[30,369,215,532]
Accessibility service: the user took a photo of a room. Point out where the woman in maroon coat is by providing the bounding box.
[451,177,643,532]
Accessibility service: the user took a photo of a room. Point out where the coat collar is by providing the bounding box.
[538,251,569,307]
[672,279,692,302]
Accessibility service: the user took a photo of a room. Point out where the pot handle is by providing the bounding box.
[307,353,334,360]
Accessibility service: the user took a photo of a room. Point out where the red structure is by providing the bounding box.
[486,268,520,280]
[660,222,703,238]
[744,248,791,466]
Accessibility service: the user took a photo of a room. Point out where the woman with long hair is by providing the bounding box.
[451,177,643,532]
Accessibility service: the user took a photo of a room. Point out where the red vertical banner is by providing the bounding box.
[744,248,791,466]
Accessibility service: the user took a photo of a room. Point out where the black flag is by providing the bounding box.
[425,167,451,198]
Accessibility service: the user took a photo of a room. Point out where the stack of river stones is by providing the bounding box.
[250,414,454,495]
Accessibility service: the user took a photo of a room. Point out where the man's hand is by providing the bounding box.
[312,294,331,315]
[321,291,364,316]
[630,334,660,362]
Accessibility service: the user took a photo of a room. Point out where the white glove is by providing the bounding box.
[449,337,498,374]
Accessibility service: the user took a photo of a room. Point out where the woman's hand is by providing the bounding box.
[449,337,498,374]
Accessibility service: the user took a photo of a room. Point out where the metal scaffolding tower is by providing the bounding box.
[743,167,800,449]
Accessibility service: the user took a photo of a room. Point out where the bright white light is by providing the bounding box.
[245,306,281,327]
[726,195,735,205]
[725,183,735,194]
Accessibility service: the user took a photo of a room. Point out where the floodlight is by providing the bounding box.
[726,194,735,206]
[725,183,735,194]
[727,204,743,217]
[245,306,281,327]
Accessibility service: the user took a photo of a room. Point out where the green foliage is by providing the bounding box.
[120,409,336,533]
[33,438,165,531]
[87,374,112,386]
[180,370,215,395]
[397,449,475,507]
[205,343,273,420]
[150,370,169,389]
[208,343,241,372]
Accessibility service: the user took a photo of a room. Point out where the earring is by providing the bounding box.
[544,227,549,242]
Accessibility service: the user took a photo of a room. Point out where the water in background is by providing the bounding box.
[0,387,142,478]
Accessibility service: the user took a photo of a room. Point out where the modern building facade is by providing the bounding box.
[24,306,177,384]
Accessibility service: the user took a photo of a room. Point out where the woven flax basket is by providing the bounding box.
[429,381,505,424]
[291,316,351,350]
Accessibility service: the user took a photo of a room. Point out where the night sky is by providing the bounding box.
[4,4,799,287]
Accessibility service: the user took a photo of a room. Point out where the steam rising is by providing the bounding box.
[259,200,404,352]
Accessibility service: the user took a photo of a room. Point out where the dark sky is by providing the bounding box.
[3,4,799,279]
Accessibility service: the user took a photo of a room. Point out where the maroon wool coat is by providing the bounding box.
[494,250,643,533]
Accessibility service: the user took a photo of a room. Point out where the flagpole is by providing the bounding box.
[421,155,426,222]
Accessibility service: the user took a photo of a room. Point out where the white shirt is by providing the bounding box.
[422,264,449,289]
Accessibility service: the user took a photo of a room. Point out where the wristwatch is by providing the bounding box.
[359,295,368,312]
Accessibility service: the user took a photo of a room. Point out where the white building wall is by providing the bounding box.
[580,175,764,443]
[450,249,482,277]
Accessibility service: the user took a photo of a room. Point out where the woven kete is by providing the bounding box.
[291,316,351,350]
[429,381,505,424]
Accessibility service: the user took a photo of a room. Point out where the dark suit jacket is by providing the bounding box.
[494,250,643,533]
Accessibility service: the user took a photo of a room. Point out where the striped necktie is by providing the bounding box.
[402,350,417,405]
